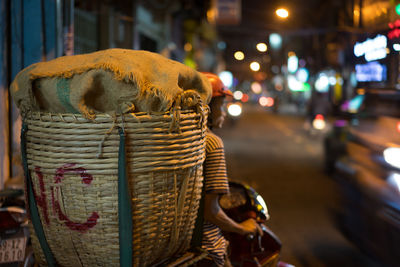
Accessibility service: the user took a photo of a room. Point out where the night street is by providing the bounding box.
[2,1,400,266]
[216,105,380,267]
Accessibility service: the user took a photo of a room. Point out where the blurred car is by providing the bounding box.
[326,89,400,266]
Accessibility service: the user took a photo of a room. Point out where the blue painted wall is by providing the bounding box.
[0,0,10,187]
[23,0,44,66]
[1,0,59,188]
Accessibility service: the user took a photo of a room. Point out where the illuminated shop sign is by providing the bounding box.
[388,20,400,39]
[353,35,387,62]
[355,62,387,82]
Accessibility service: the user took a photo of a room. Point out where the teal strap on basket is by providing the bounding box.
[118,127,133,267]
[21,123,56,267]
[190,175,206,249]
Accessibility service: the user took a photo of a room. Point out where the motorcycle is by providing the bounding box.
[0,187,34,267]
[162,181,292,267]
[219,181,292,267]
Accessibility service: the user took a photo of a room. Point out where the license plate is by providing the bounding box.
[0,237,26,263]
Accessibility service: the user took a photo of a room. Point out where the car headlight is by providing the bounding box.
[387,172,400,193]
[383,147,400,169]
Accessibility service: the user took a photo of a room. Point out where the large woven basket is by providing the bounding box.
[21,101,207,266]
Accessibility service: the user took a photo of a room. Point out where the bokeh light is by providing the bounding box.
[218,41,226,50]
[296,68,309,82]
[276,8,289,18]
[315,73,330,92]
[288,54,298,73]
[329,76,337,85]
[184,43,192,52]
[271,65,280,74]
[227,103,242,117]
[288,75,303,91]
[251,82,262,94]
[383,147,400,169]
[312,115,326,130]
[250,62,260,71]
[234,51,245,60]
[256,43,267,52]
[299,59,307,68]
[259,96,274,107]
[219,71,233,88]
[242,93,249,102]
[233,90,243,101]
[269,33,282,49]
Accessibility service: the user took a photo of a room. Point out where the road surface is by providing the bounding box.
[215,104,380,267]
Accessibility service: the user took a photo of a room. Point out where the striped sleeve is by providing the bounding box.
[204,131,229,194]
[202,222,228,267]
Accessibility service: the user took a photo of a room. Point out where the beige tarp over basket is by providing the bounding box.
[11,49,212,267]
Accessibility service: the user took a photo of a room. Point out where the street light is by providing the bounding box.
[276,8,289,19]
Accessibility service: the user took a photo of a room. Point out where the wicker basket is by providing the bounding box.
[21,103,207,267]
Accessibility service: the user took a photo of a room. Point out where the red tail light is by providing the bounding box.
[315,114,325,120]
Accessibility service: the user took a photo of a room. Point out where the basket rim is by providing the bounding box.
[24,107,207,119]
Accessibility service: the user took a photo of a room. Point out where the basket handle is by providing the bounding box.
[118,127,133,267]
[21,123,57,267]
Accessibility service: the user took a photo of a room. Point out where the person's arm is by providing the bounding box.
[204,192,262,236]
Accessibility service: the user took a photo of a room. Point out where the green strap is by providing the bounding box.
[190,174,205,249]
[56,78,79,114]
[118,127,133,267]
[21,124,56,267]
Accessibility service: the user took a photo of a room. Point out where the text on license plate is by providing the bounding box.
[0,237,26,263]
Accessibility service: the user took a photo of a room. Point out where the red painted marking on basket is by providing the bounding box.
[33,167,50,225]
[33,164,99,232]
[50,185,57,216]
[55,163,93,185]
[52,185,99,233]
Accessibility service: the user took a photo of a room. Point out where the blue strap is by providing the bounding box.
[21,123,56,266]
[190,175,205,249]
[118,127,133,267]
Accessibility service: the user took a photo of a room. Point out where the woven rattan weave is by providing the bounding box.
[24,107,207,267]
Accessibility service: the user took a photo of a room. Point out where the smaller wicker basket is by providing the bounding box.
[21,92,208,267]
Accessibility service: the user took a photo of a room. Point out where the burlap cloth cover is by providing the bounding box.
[10,49,212,267]
[11,48,211,118]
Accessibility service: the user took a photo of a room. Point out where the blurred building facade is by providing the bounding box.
[348,0,400,90]
[327,0,400,96]
[216,0,400,116]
